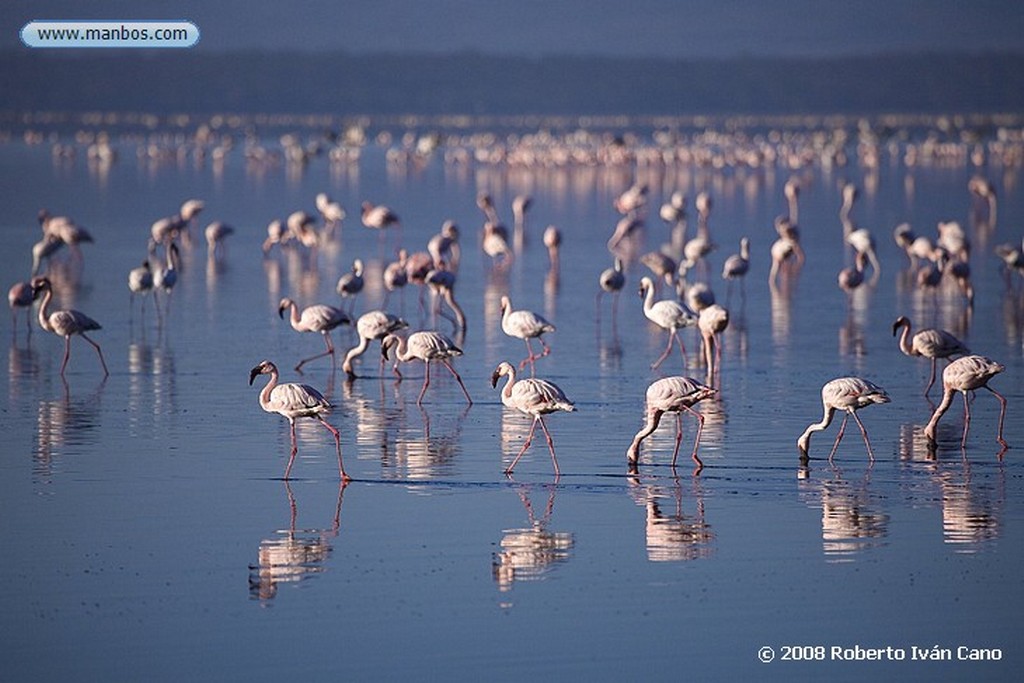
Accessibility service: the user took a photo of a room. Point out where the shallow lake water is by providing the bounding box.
[2,123,1023,681]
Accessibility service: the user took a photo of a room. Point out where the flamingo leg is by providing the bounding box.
[828,414,850,462]
[519,339,536,372]
[60,335,72,375]
[317,416,349,482]
[682,404,706,469]
[984,386,1009,447]
[79,333,109,377]
[284,420,299,479]
[441,359,473,404]
[295,347,334,373]
[849,410,875,460]
[674,330,688,368]
[536,416,560,477]
[417,360,431,405]
[538,336,551,358]
[505,416,539,474]
[670,412,684,468]
[961,391,972,449]
[924,358,937,397]
[651,332,674,369]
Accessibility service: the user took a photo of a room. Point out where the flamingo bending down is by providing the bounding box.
[626,376,717,471]
[491,361,575,476]
[9,280,37,333]
[381,331,472,405]
[698,304,729,378]
[892,316,969,397]
[249,360,349,481]
[638,276,696,370]
[278,297,351,372]
[361,201,400,230]
[31,276,109,377]
[797,377,890,461]
[342,310,408,378]
[924,355,1007,450]
[500,295,555,372]
[205,222,234,261]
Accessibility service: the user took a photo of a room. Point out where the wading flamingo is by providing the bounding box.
[626,376,717,472]
[342,310,408,378]
[381,331,472,405]
[500,295,555,372]
[797,377,890,462]
[491,361,575,476]
[278,297,351,372]
[32,276,109,377]
[638,276,696,370]
[892,316,969,397]
[249,359,349,481]
[924,355,1007,451]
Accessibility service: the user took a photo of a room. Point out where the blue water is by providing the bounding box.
[1,121,1022,681]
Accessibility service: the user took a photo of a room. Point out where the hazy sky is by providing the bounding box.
[8,0,1024,57]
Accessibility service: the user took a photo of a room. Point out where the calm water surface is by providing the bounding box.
[1,128,1023,681]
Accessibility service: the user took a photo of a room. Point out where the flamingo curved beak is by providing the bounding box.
[248,366,262,385]
[490,369,501,388]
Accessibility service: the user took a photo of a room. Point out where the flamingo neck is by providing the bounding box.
[37,287,54,332]
[798,406,835,449]
[286,302,302,329]
[896,320,914,356]
[392,335,412,363]
[259,368,279,411]
[500,370,516,401]
[924,386,956,440]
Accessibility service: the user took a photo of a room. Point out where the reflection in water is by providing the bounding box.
[627,469,714,562]
[800,466,889,562]
[34,379,106,482]
[249,481,346,603]
[897,425,1004,553]
[492,485,573,594]
[344,379,468,480]
[937,462,1003,553]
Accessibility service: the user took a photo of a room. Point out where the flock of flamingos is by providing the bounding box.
[8,164,1019,480]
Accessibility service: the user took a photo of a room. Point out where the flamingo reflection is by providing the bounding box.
[627,469,714,562]
[492,484,573,593]
[799,468,889,562]
[249,481,346,603]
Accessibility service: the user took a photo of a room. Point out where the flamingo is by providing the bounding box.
[424,268,466,331]
[838,251,867,296]
[543,226,561,274]
[31,236,65,276]
[638,276,696,370]
[382,249,410,306]
[361,201,400,231]
[205,222,234,261]
[924,355,1007,451]
[614,183,648,216]
[482,222,513,269]
[341,310,408,378]
[249,360,349,481]
[278,297,351,372]
[127,260,154,320]
[336,259,365,312]
[597,258,626,322]
[641,251,677,289]
[784,177,801,226]
[892,316,969,397]
[31,276,109,377]
[626,376,717,471]
[153,242,179,316]
[179,198,205,245]
[427,221,460,270]
[698,304,729,378]
[476,192,500,224]
[500,295,556,372]
[8,280,37,334]
[491,361,575,476]
[512,195,531,251]
[721,237,750,297]
[262,219,289,254]
[315,192,345,236]
[381,331,472,405]
[797,377,890,461]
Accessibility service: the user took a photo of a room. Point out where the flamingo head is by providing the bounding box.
[249,360,276,385]
[490,361,515,388]
[277,298,294,319]
[891,316,909,337]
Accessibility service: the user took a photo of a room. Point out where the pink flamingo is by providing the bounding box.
[892,316,969,397]
[924,355,1007,451]
[278,297,351,372]
[797,377,890,461]
[627,376,717,472]
[249,360,349,481]
[381,331,472,405]
[491,361,575,476]
[32,276,108,377]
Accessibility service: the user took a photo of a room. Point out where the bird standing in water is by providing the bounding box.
[924,355,1007,451]
[892,316,969,398]
[249,359,349,481]
[32,276,109,377]
[491,361,575,477]
[797,377,890,462]
[626,376,717,473]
